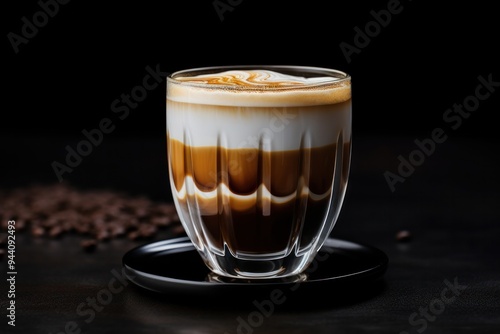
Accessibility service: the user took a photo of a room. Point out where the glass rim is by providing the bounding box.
[167,65,350,92]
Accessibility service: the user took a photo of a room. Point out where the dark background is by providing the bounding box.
[2,0,499,192]
[3,0,499,137]
[1,1,499,333]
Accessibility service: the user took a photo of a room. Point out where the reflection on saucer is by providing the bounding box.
[122,236,388,302]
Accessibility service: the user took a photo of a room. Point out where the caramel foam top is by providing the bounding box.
[174,70,334,87]
[167,68,351,107]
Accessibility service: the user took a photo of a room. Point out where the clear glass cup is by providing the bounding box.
[166,65,351,280]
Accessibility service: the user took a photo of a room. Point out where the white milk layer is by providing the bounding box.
[167,101,351,150]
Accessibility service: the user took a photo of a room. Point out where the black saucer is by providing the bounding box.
[123,236,388,301]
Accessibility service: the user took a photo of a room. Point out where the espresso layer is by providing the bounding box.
[169,139,346,196]
[197,194,330,254]
[168,138,351,254]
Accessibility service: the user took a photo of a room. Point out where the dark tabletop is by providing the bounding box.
[1,134,499,334]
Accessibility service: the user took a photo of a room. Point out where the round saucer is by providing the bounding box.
[122,236,388,300]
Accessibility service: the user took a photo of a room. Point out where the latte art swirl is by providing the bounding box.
[174,70,335,87]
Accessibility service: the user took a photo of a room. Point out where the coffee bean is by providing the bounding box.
[109,223,126,238]
[155,204,177,216]
[61,221,74,232]
[43,218,59,228]
[151,216,171,227]
[134,207,150,219]
[396,230,412,242]
[49,226,64,238]
[15,219,26,231]
[0,249,5,260]
[127,231,141,241]
[31,226,46,237]
[123,217,140,229]
[105,205,123,218]
[75,224,91,234]
[96,229,110,241]
[81,239,98,252]
[93,218,107,229]
[139,224,157,238]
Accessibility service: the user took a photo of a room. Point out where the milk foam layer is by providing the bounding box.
[167,101,351,150]
[168,69,351,107]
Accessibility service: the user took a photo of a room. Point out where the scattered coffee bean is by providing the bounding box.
[151,216,171,227]
[15,219,26,231]
[109,223,126,238]
[49,226,64,238]
[61,221,74,232]
[396,230,412,242]
[155,204,177,216]
[31,226,45,237]
[74,224,91,234]
[81,239,98,252]
[0,249,5,260]
[0,183,182,252]
[96,229,110,241]
[127,231,141,241]
[139,224,157,238]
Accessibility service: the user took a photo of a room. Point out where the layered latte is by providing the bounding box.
[167,67,351,277]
